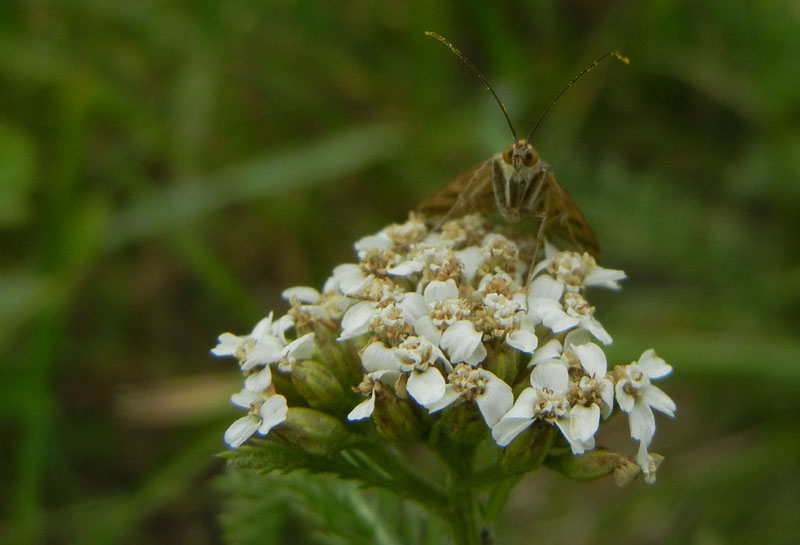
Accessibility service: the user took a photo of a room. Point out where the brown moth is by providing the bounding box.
[419,32,629,258]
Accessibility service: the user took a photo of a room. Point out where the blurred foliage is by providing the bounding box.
[0,0,798,544]
[217,470,447,545]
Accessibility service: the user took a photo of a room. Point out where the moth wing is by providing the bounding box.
[417,157,497,225]
[537,163,600,257]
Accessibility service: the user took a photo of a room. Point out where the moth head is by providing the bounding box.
[502,140,539,170]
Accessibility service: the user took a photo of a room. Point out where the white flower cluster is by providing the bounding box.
[211,312,314,447]
[212,214,675,482]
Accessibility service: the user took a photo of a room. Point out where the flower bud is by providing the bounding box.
[312,324,363,386]
[273,407,358,455]
[291,359,348,412]
[544,448,634,483]
[498,423,556,474]
[430,402,488,447]
[270,370,304,406]
[372,390,427,443]
[484,346,521,386]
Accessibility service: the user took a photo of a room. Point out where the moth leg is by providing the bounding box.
[526,212,548,287]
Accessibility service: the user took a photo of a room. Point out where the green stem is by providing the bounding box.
[444,447,481,545]
[472,463,515,489]
[357,441,448,515]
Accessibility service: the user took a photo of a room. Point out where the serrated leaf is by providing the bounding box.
[221,440,372,484]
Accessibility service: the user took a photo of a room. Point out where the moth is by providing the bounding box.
[419,32,629,258]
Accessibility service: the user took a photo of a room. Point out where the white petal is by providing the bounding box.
[600,379,615,417]
[242,337,283,370]
[211,333,241,357]
[530,338,563,366]
[530,257,553,279]
[354,234,393,253]
[360,342,402,372]
[543,240,559,258]
[423,232,449,248]
[343,274,373,296]
[557,417,594,455]
[369,369,401,383]
[441,320,482,363]
[331,263,361,284]
[628,402,655,443]
[476,372,514,427]
[244,367,272,392]
[339,301,377,340]
[283,332,316,360]
[270,314,295,341]
[333,264,369,295]
[424,279,459,304]
[584,267,626,289]
[387,259,424,276]
[347,392,377,421]
[455,246,483,283]
[463,342,488,366]
[281,286,321,304]
[400,292,428,323]
[531,362,569,394]
[579,435,596,454]
[525,298,547,324]
[538,302,580,332]
[476,273,498,293]
[569,404,600,442]
[257,395,288,434]
[332,294,356,315]
[407,367,446,405]
[636,442,663,485]
[492,394,535,447]
[554,418,582,455]
[250,314,274,338]
[615,381,636,413]
[506,329,539,354]
[502,387,539,420]
[643,385,677,417]
[224,415,260,448]
[231,388,262,409]
[637,349,673,379]
[321,275,338,294]
[581,317,613,345]
[636,440,650,469]
[529,275,563,300]
[563,329,592,350]
[425,385,461,413]
[573,343,607,378]
[492,419,535,447]
[414,316,442,345]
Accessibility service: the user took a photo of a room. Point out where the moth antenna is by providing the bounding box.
[425,31,518,141]
[526,50,629,142]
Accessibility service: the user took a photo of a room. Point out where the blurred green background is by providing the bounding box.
[1,1,799,544]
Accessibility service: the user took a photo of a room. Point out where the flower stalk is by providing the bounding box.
[445,448,481,545]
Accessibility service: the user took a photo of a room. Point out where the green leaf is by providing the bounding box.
[105,123,404,250]
[217,469,448,545]
[221,440,370,483]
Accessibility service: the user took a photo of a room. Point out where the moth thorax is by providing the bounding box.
[502,140,539,171]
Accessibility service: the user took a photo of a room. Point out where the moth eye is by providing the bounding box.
[524,150,538,166]
[502,149,513,163]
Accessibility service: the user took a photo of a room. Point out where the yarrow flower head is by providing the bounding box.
[212,213,676,494]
